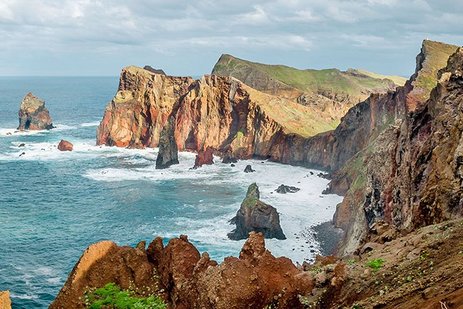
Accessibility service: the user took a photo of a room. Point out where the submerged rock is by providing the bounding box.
[17,93,54,131]
[0,291,11,309]
[228,183,286,240]
[156,117,179,169]
[275,184,300,194]
[244,164,255,173]
[58,140,73,151]
[193,147,214,169]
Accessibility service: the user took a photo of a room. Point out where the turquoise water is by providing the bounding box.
[0,77,342,308]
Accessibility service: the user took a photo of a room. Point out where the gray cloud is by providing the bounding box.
[0,0,461,76]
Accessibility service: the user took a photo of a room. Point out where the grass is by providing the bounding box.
[84,283,166,309]
[366,258,385,272]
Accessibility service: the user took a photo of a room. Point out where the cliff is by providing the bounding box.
[97,67,338,163]
[212,54,404,125]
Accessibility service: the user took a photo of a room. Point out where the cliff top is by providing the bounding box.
[212,53,403,97]
[19,92,46,113]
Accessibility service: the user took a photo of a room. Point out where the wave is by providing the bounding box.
[80,121,100,127]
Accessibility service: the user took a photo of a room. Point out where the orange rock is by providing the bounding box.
[57,140,73,151]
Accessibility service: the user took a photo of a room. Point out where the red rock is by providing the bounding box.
[193,147,214,168]
[57,140,73,151]
[0,291,11,309]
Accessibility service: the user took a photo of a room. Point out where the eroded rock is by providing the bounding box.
[156,117,179,169]
[17,93,54,131]
[275,184,300,194]
[57,140,73,151]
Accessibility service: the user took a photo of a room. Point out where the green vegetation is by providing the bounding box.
[351,69,407,86]
[212,54,401,98]
[84,283,166,309]
[366,258,385,272]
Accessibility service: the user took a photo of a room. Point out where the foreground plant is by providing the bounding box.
[366,258,385,272]
[84,282,166,309]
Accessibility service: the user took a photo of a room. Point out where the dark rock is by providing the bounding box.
[244,164,255,173]
[193,147,214,169]
[19,152,25,157]
[58,140,73,151]
[275,184,300,194]
[17,93,54,131]
[231,164,235,167]
[228,183,286,240]
[222,152,238,163]
[143,65,166,75]
[156,117,179,169]
[317,172,331,179]
[18,143,25,147]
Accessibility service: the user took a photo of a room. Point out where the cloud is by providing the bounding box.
[0,0,461,76]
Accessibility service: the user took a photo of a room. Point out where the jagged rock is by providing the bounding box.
[222,151,238,163]
[193,147,214,169]
[17,93,54,131]
[57,140,73,151]
[143,65,166,75]
[156,117,179,169]
[50,241,157,309]
[244,164,255,173]
[228,183,286,240]
[18,143,25,147]
[54,233,312,309]
[275,184,300,194]
[0,291,11,309]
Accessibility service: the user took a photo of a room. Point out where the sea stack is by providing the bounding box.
[17,93,54,131]
[155,118,179,169]
[193,147,214,169]
[228,183,286,240]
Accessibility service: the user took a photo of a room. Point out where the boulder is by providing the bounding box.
[193,147,214,169]
[228,183,286,240]
[275,184,300,194]
[156,117,179,169]
[17,93,54,130]
[0,291,11,309]
[57,140,73,151]
[244,164,255,173]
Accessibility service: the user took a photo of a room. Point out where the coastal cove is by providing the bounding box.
[0,77,342,308]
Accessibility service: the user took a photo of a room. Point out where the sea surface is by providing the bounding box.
[0,77,343,308]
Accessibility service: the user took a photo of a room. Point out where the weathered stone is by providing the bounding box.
[57,140,73,151]
[156,117,179,169]
[17,93,54,131]
[275,184,300,194]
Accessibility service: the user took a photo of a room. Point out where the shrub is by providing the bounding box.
[366,258,385,272]
[84,283,166,309]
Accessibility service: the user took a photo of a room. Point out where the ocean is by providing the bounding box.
[0,77,343,308]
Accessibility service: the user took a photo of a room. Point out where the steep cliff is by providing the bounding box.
[212,54,404,126]
[97,67,337,163]
[331,42,462,254]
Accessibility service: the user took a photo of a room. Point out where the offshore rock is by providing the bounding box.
[17,93,54,131]
[228,183,286,240]
[155,117,179,169]
[57,140,73,151]
[275,184,300,194]
[193,147,214,169]
[244,164,255,173]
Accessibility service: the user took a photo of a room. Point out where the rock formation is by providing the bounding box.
[0,291,11,309]
[57,140,73,151]
[17,93,54,131]
[275,184,300,194]
[143,65,166,75]
[244,164,255,173]
[192,147,214,169]
[155,117,179,169]
[212,53,405,124]
[52,233,312,309]
[228,183,286,240]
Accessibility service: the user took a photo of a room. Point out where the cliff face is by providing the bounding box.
[331,42,462,254]
[97,68,337,164]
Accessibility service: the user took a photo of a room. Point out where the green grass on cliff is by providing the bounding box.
[84,283,166,309]
[212,54,402,98]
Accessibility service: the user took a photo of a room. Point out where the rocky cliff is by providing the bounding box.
[328,41,461,254]
[212,54,405,126]
[17,92,54,130]
[97,67,338,164]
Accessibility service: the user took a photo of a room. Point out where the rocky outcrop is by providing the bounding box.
[17,93,54,131]
[192,147,214,169]
[0,291,11,309]
[228,183,286,240]
[53,233,313,309]
[143,65,166,75]
[244,164,255,173]
[275,184,300,194]
[57,140,73,151]
[50,241,158,309]
[155,117,179,169]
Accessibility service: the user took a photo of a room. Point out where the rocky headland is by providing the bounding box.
[17,92,54,131]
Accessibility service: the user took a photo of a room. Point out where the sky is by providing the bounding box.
[0,0,462,77]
